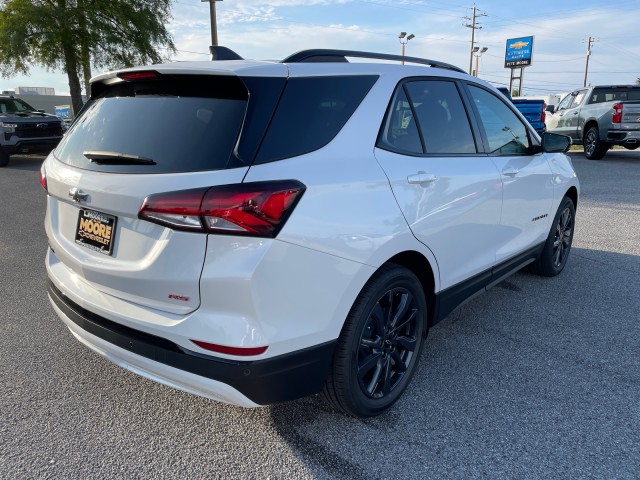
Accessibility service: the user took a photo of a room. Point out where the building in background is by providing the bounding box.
[15,86,56,96]
[1,85,84,118]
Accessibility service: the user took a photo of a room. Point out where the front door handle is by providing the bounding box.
[407,173,437,185]
[502,167,519,177]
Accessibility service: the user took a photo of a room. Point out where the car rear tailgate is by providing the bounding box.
[45,163,249,314]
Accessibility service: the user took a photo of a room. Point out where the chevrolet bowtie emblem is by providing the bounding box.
[69,187,89,203]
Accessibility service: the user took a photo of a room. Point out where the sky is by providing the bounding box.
[2,0,640,97]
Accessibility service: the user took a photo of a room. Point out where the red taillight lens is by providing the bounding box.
[40,163,47,191]
[138,180,306,238]
[541,102,546,123]
[139,187,208,230]
[191,340,268,356]
[612,103,623,123]
[117,70,160,81]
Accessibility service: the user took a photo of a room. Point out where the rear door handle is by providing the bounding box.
[502,167,519,177]
[407,173,438,185]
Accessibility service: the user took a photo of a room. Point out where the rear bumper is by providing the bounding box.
[48,280,336,406]
[606,129,640,145]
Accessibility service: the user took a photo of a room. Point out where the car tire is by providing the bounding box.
[0,149,9,167]
[583,126,609,160]
[530,197,575,277]
[322,264,427,417]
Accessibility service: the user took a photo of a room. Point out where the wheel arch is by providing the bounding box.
[384,250,436,330]
[582,120,599,140]
[565,186,579,209]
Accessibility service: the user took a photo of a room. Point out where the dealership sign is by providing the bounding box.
[505,36,534,68]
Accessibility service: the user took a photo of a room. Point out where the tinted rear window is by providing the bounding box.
[589,87,640,104]
[255,75,378,164]
[54,75,248,173]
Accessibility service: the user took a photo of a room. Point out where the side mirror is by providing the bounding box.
[542,132,572,153]
[545,104,556,113]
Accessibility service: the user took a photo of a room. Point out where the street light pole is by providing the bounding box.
[398,32,415,65]
[202,0,223,46]
[473,47,488,77]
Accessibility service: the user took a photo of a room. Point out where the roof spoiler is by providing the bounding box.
[210,46,244,61]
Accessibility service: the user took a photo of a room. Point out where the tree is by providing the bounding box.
[636,77,640,86]
[0,0,175,116]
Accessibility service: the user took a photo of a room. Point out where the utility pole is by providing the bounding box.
[583,36,598,87]
[465,4,487,75]
[202,0,223,46]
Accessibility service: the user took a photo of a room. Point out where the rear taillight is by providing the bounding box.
[612,103,623,123]
[138,180,306,238]
[541,102,546,123]
[40,163,47,191]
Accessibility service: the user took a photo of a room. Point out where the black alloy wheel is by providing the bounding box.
[322,265,427,417]
[552,204,573,270]
[357,286,419,399]
[530,196,576,277]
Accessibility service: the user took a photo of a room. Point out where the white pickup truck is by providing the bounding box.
[546,85,640,159]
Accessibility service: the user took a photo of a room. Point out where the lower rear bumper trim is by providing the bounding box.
[48,280,336,405]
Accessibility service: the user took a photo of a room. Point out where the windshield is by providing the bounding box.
[0,98,36,114]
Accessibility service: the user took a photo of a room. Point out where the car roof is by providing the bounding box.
[91,48,471,85]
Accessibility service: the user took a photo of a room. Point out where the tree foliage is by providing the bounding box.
[0,0,175,115]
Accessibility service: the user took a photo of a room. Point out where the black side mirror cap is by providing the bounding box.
[545,105,556,113]
[542,132,572,153]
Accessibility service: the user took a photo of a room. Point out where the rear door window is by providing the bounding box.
[54,75,249,174]
[378,79,477,155]
[405,80,477,154]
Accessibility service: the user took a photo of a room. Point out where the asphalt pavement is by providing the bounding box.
[1,151,639,479]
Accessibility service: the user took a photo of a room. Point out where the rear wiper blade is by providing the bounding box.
[83,150,156,165]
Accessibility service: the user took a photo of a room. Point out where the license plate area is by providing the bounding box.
[75,208,117,256]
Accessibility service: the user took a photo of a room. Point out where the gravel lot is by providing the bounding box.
[1,150,638,479]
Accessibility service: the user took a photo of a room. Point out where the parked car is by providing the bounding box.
[42,48,579,417]
[496,87,546,135]
[0,95,64,167]
[546,85,640,159]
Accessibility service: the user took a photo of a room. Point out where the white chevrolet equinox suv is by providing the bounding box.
[43,48,579,417]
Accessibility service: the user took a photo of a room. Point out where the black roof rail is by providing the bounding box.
[281,49,466,74]
[209,46,244,61]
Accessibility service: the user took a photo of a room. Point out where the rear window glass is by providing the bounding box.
[589,88,640,104]
[255,75,378,164]
[54,76,248,174]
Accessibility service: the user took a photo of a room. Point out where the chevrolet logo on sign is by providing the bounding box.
[509,41,530,49]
